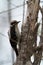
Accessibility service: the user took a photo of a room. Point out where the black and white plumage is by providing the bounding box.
[8,20,20,56]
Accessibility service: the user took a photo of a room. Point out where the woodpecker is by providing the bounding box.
[8,20,20,56]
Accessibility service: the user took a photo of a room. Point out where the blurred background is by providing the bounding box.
[0,0,43,65]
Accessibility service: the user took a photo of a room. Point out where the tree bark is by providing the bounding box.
[14,0,40,65]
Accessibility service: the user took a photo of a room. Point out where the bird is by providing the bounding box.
[8,20,20,56]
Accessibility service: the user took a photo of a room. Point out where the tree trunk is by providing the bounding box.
[14,0,40,65]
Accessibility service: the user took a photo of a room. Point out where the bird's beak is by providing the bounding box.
[17,21,21,23]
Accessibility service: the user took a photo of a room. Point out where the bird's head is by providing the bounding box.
[11,20,20,27]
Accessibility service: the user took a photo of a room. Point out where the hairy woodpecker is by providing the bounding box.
[8,20,20,56]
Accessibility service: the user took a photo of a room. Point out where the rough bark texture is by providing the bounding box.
[14,0,40,65]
